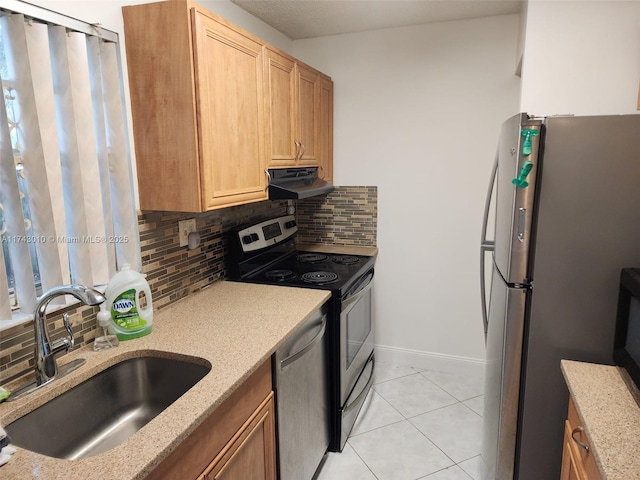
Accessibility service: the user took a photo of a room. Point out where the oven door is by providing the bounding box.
[340,269,375,404]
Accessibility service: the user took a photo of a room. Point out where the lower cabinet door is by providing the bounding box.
[202,393,276,480]
[561,420,586,480]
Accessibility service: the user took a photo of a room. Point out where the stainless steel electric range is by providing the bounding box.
[228,215,376,457]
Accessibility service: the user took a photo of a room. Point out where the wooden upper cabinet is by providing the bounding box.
[122,1,267,212]
[296,63,320,165]
[319,75,334,183]
[192,10,267,210]
[264,49,297,167]
[264,48,325,169]
[124,1,332,212]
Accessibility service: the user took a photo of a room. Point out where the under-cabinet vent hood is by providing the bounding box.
[267,167,334,200]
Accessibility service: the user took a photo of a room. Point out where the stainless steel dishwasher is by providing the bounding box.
[273,302,330,480]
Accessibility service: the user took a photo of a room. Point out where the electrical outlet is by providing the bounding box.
[178,219,196,247]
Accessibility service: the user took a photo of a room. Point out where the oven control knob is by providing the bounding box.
[285,220,297,229]
[242,233,260,244]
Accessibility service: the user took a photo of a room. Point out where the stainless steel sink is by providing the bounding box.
[5,355,211,459]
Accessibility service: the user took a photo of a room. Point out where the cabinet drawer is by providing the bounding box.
[566,396,602,480]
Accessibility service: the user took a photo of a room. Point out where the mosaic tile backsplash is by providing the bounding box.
[296,186,377,247]
[0,186,376,384]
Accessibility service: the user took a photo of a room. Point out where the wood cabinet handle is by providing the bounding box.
[294,140,301,160]
[298,141,305,160]
[571,426,589,452]
[264,169,271,191]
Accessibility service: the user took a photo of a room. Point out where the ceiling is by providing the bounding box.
[231,0,524,40]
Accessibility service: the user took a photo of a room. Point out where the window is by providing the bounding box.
[0,4,139,325]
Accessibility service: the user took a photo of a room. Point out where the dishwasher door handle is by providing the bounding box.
[280,318,327,369]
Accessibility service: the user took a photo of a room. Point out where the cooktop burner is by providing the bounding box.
[265,269,296,281]
[332,255,360,265]
[301,271,339,284]
[297,253,328,263]
[229,215,375,294]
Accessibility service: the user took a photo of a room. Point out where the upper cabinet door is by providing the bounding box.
[264,49,324,170]
[264,48,297,167]
[296,64,320,165]
[318,75,333,182]
[193,10,267,210]
[123,0,202,212]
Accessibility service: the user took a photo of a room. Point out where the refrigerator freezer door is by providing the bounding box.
[482,260,528,480]
[493,113,542,286]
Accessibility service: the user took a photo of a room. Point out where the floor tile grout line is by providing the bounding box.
[347,391,408,438]
[372,383,459,421]
[403,417,459,474]
[353,418,460,480]
[457,454,483,480]
[416,370,484,402]
[404,399,466,421]
[373,369,427,386]
[464,393,485,401]
[414,371,466,401]
[418,370,484,400]
[348,416,406,438]
[414,464,475,480]
[404,402,484,474]
[345,439,382,480]
[459,398,483,419]
[367,387,409,419]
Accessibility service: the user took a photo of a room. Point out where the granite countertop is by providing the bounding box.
[0,281,330,480]
[561,360,640,479]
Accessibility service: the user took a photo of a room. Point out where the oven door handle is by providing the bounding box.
[343,271,374,309]
[343,355,375,415]
[280,318,327,369]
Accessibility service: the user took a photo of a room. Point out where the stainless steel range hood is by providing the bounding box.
[267,167,334,200]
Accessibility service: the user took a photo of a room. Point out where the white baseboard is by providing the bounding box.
[374,344,486,376]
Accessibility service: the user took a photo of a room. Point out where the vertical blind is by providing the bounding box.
[0,10,139,322]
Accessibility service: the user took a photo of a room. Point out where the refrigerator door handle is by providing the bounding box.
[480,152,498,341]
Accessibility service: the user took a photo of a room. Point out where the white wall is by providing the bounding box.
[520,0,640,115]
[36,0,292,52]
[294,15,521,367]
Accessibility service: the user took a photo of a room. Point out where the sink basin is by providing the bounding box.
[5,355,211,460]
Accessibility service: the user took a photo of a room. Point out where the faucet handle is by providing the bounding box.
[51,313,75,355]
[62,313,75,348]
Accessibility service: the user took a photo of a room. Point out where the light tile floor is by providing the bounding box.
[315,362,485,480]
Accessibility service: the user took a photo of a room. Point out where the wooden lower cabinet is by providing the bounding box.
[561,420,587,480]
[200,393,276,480]
[560,396,602,480]
[146,360,275,480]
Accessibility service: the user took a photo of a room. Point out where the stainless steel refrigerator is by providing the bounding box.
[479,113,640,480]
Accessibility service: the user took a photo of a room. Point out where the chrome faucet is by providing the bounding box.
[33,284,106,385]
[8,284,105,401]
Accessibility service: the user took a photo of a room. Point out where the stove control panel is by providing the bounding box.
[236,215,297,253]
